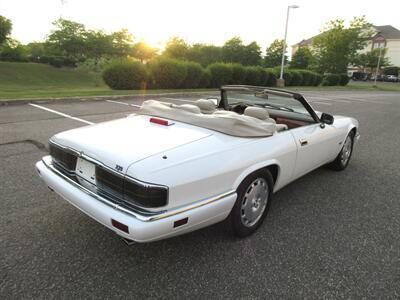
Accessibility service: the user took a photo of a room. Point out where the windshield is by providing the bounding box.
[226,90,312,116]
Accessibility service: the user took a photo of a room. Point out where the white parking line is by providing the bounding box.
[106,100,141,108]
[29,103,94,125]
[310,101,332,106]
[307,97,351,103]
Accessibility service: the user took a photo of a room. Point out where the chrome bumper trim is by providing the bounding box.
[41,156,235,222]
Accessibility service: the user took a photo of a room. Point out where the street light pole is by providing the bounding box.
[278,5,299,87]
[373,45,383,87]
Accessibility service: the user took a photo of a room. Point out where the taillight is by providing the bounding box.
[124,178,168,208]
[95,166,168,208]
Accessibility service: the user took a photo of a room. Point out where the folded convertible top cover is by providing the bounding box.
[137,100,276,138]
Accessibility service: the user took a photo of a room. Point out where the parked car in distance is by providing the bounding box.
[351,72,369,81]
[36,86,360,243]
[384,75,399,82]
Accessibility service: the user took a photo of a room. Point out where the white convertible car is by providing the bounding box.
[36,85,359,243]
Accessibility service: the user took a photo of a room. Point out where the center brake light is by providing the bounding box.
[149,117,173,126]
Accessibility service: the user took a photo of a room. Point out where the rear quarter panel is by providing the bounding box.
[127,131,297,210]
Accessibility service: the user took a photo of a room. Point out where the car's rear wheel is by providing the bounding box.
[328,131,355,171]
[230,169,273,237]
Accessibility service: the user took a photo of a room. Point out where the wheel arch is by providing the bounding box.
[233,160,281,193]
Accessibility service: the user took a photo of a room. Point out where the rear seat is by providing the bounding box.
[244,107,288,132]
[195,99,216,114]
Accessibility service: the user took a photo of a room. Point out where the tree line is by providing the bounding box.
[0,15,395,75]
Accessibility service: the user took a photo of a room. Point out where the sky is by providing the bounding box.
[1,0,400,53]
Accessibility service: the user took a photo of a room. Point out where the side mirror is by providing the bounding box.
[320,113,334,125]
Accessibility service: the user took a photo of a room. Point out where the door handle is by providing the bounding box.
[300,139,308,146]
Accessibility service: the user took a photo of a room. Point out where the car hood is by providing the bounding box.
[51,115,213,173]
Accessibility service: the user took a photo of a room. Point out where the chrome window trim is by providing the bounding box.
[42,155,236,222]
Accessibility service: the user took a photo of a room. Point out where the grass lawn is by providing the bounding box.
[0,62,215,101]
[1,62,399,101]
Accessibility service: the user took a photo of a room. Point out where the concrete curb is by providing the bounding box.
[0,90,219,106]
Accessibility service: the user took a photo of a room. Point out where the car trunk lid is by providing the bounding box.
[51,115,212,173]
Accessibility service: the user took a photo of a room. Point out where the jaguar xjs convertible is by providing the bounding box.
[36,85,360,243]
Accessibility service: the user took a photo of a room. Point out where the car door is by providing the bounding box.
[290,123,340,179]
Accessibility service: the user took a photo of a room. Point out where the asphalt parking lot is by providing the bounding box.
[1,89,399,298]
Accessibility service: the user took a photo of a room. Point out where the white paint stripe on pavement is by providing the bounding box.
[307,97,351,103]
[106,100,141,108]
[29,103,94,125]
[311,101,332,106]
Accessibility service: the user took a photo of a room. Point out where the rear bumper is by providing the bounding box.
[35,157,236,243]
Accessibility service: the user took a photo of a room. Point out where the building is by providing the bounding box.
[292,25,400,68]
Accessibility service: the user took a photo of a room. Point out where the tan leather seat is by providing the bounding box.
[178,104,201,114]
[195,99,216,114]
[244,107,288,132]
[275,124,288,132]
[244,107,276,123]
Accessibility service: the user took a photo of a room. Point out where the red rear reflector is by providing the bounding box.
[174,217,188,228]
[111,219,129,233]
[150,117,169,126]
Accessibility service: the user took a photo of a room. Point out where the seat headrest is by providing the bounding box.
[244,107,269,120]
[195,99,216,114]
[178,104,201,114]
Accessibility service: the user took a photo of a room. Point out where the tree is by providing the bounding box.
[186,43,222,66]
[0,40,29,62]
[242,41,262,66]
[264,39,286,68]
[85,30,114,59]
[0,16,12,45]
[163,37,189,59]
[110,29,134,57]
[291,47,313,69]
[132,42,158,62]
[383,66,399,76]
[354,48,390,70]
[312,16,372,73]
[221,37,261,65]
[26,42,46,61]
[221,36,244,64]
[45,18,87,61]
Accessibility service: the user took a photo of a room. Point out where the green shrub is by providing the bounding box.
[180,61,204,88]
[0,44,29,62]
[257,67,269,86]
[271,67,293,86]
[265,68,277,86]
[289,70,303,86]
[313,73,323,86]
[102,61,147,90]
[207,63,233,88]
[198,69,211,88]
[282,71,292,86]
[147,58,187,89]
[338,73,350,86]
[230,63,247,84]
[322,73,341,86]
[244,66,262,85]
[297,70,313,86]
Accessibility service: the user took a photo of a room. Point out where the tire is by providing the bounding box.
[328,131,355,171]
[230,169,274,237]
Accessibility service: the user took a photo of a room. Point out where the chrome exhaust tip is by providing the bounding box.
[121,237,135,245]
